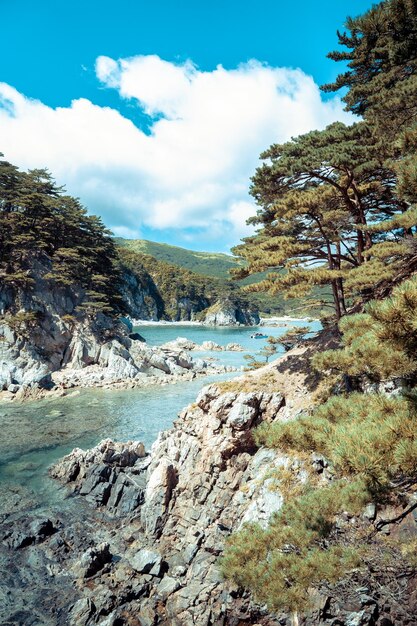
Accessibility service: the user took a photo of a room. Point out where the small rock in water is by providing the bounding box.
[46,409,64,418]
[200,340,223,351]
[225,342,244,351]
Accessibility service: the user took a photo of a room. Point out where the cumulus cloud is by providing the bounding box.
[0,56,352,250]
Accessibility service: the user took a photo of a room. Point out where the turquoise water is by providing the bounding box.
[0,322,319,515]
[136,320,318,368]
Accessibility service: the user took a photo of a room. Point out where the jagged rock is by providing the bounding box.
[225,342,244,351]
[69,598,96,625]
[130,548,162,576]
[141,459,177,536]
[202,298,260,327]
[9,372,413,626]
[161,337,197,351]
[74,542,112,579]
[4,517,57,550]
[200,340,223,351]
[50,439,149,516]
[156,575,181,599]
[226,393,259,430]
[29,518,56,540]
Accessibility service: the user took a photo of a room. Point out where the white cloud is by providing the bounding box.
[0,56,352,250]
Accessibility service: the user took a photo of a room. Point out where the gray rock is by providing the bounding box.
[69,598,96,626]
[156,576,181,600]
[227,395,258,430]
[75,542,112,579]
[362,503,377,522]
[130,548,163,576]
[29,518,56,539]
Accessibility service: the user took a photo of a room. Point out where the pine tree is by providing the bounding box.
[233,122,413,318]
[322,0,417,140]
[0,154,124,319]
[323,0,417,257]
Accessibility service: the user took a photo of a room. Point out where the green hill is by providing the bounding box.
[115,238,238,279]
[116,238,332,317]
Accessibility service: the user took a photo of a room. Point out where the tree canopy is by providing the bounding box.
[233,121,416,318]
[224,1,417,616]
[233,0,417,320]
[0,155,123,317]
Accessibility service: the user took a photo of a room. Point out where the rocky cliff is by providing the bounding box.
[2,348,415,625]
[118,248,259,325]
[0,246,259,393]
[202,298,260,326]
[0,271,234,397]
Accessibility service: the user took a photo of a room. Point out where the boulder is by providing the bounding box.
[75,542,112,579]
[130,548,162,576]
[156,575,181,600]
[225,343,244,351]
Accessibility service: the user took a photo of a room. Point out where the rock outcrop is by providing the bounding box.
[202,298,260,326]
[44,384,288,626]
[0,274,239,396]
[161,337,244,352]
[119,267,163,321]
[0,262,255,394]
[0,317,236,397]
[3,352,414,625]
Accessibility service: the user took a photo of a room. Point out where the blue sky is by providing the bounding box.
[0,0,375,252]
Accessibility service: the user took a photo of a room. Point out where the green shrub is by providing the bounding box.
[222,480,367,612]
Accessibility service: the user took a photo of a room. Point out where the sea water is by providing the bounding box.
[0,321,319,514]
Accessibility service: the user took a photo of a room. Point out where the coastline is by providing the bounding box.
[0,362,239,404]
[132,316,317,327]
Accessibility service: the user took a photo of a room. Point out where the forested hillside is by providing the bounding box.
[117,238,331,316]
[118,247,258,322]
[116,238,238,279]
[0,160,124,321]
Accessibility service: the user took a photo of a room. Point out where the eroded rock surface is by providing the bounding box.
[1,376,416,625]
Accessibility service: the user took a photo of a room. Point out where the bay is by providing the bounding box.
[0,321,319,515]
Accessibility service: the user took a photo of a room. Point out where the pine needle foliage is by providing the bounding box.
[0,155,124,319]
[233,0,417,320]
[322,0,417,140]
[224,1,417,613]
[313,276,417,384]
[224,277,417,612]
[256,393,417,492]
[222,480,367,612]
[232,120,416,319]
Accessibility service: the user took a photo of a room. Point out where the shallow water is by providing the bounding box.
[0,322,319,514]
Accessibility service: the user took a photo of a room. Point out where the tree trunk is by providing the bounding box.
[331,279,342,320]
[337,277,347,316]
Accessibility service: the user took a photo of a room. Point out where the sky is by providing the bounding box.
[0,0,375,252]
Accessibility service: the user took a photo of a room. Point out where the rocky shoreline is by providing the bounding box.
[1,346,415,625]
[0,337,241,403]
[0,375,288,626]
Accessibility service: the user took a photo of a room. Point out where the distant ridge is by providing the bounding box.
[115,238,332,316]
[115,238,238,280]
